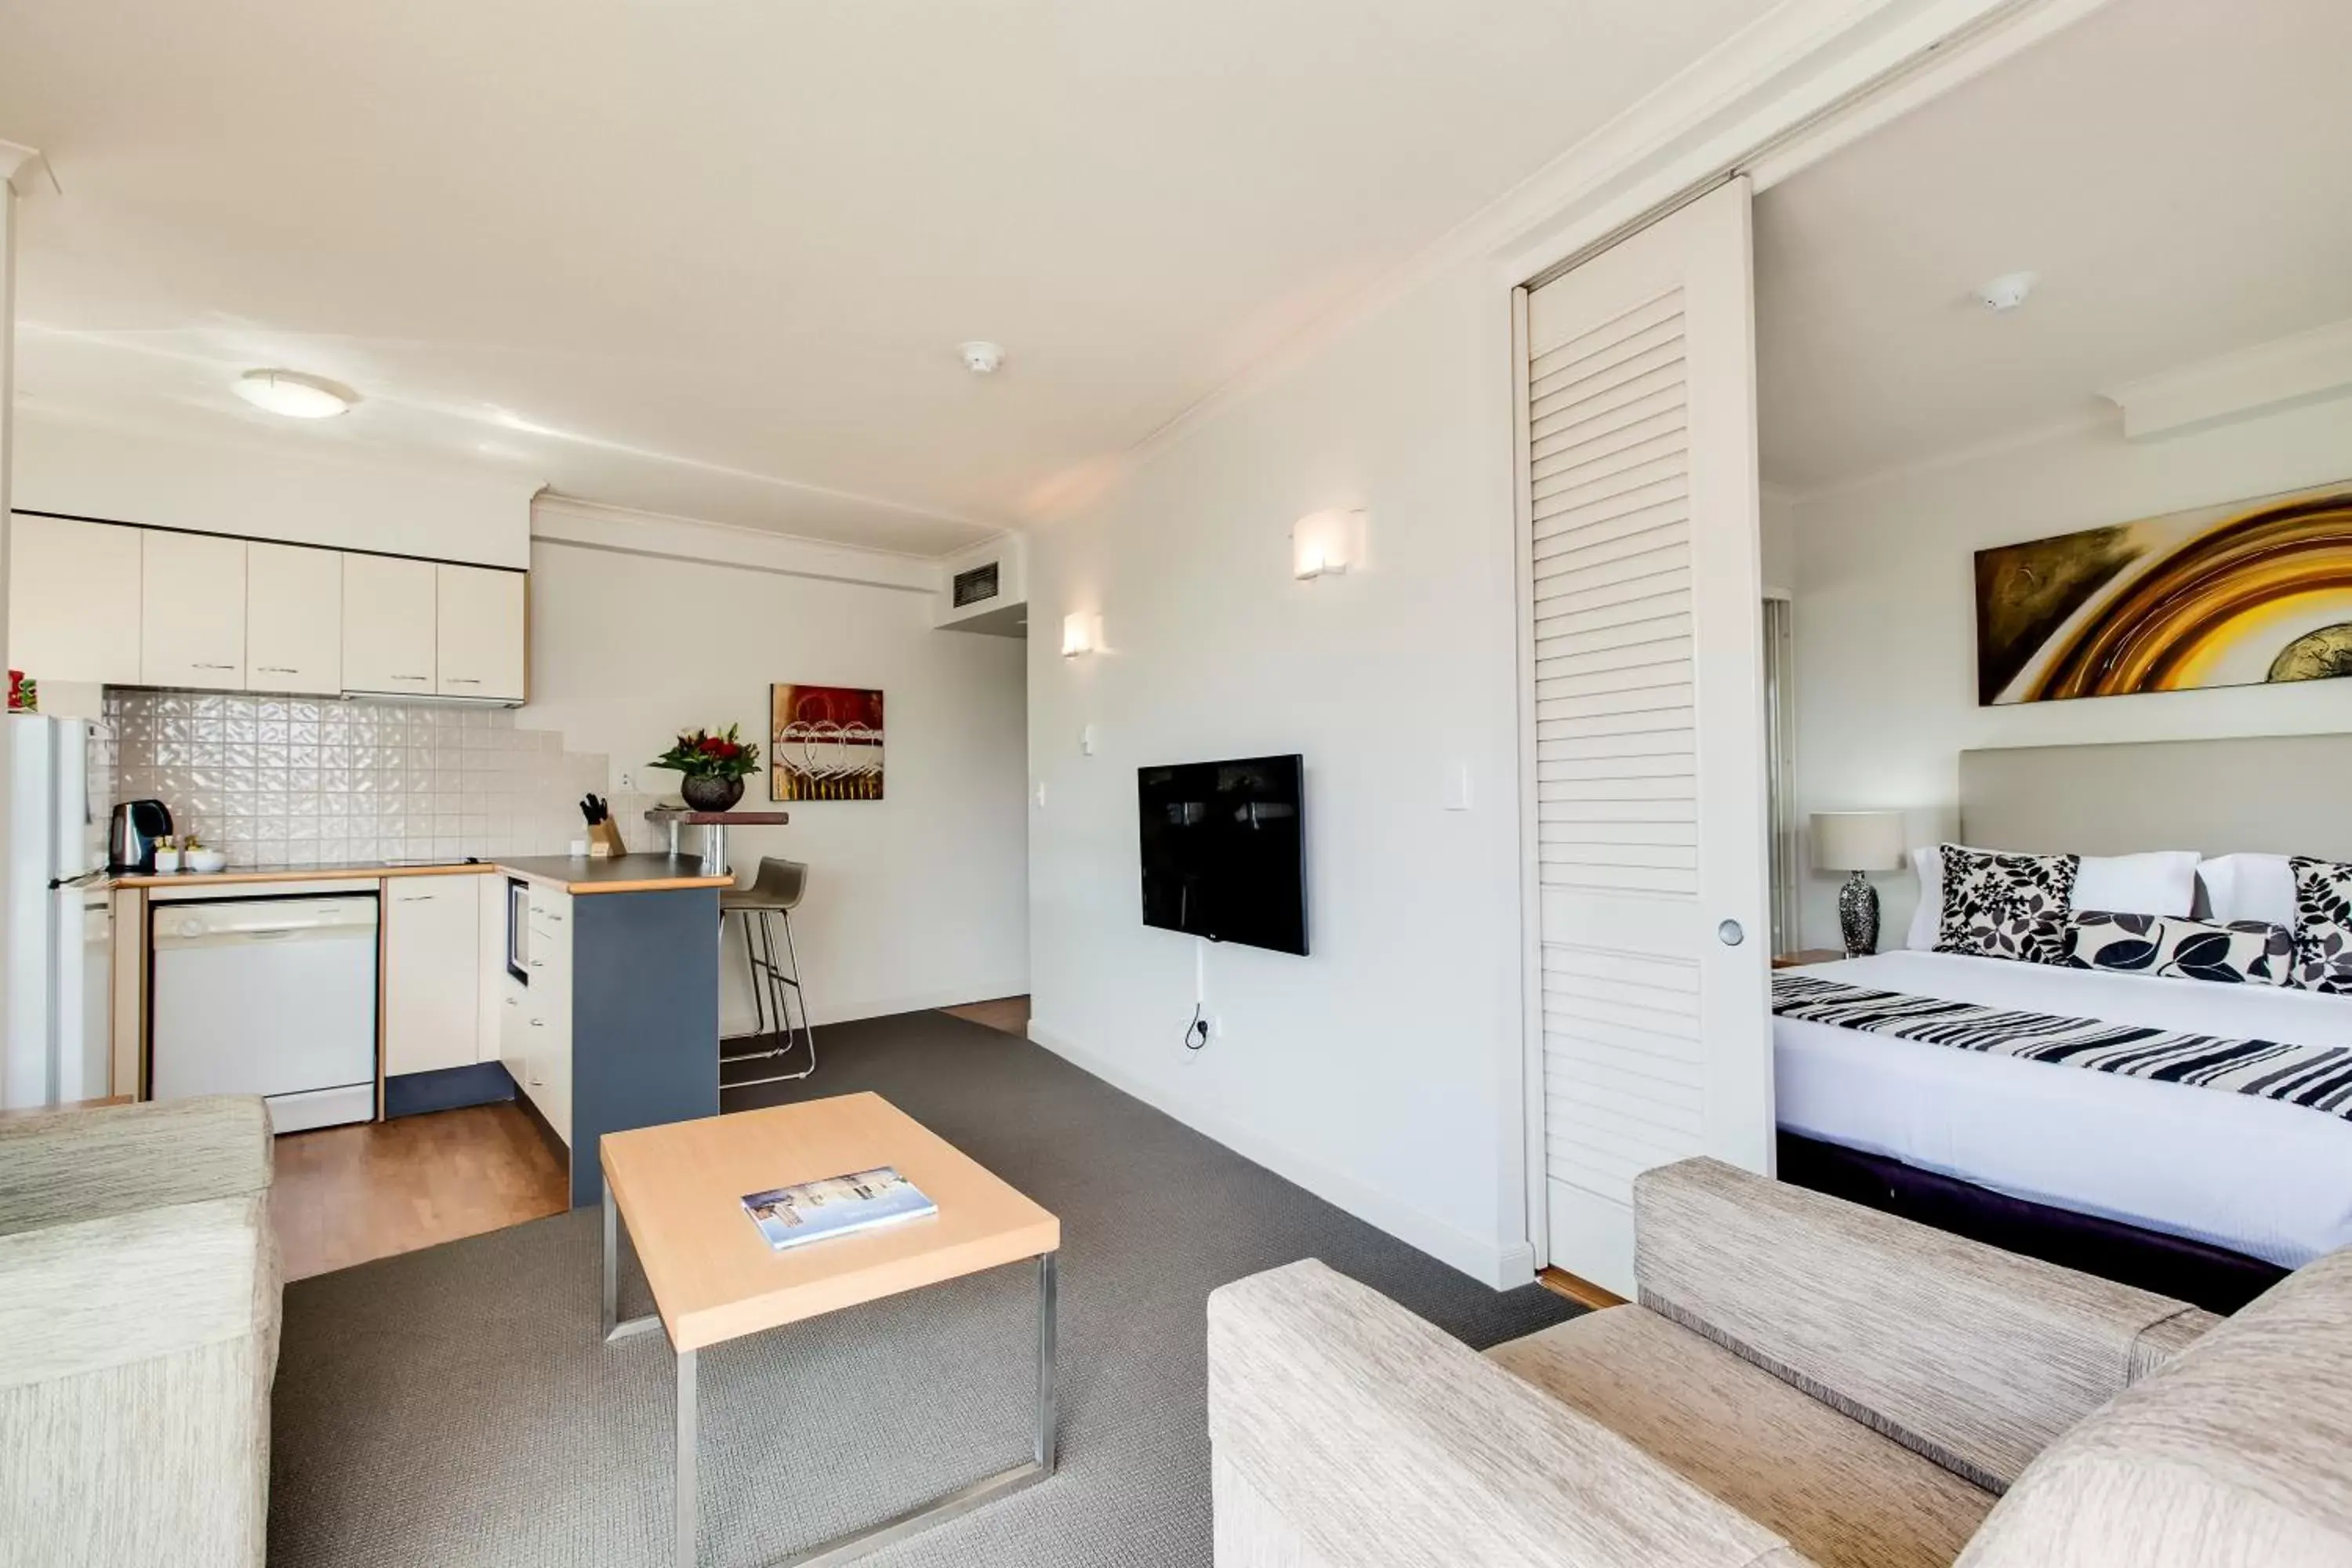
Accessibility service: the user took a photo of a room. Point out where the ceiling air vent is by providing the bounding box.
[952,561,1000,608]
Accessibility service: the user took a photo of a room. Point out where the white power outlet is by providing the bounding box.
[619,770,636,793]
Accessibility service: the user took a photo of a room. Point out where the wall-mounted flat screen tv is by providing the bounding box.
[1137,754,1307,956]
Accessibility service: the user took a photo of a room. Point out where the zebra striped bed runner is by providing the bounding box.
[1771,971,2352,1121]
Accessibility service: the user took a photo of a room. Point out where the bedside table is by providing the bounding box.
[1771,948,1847,969]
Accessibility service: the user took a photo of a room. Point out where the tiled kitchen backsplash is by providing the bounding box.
[106,691,625,867]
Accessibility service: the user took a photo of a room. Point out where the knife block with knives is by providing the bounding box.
[580,794,627,858]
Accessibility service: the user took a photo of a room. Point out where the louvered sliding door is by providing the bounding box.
[1518,179,1772,1296]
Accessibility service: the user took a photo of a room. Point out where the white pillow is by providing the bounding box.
[1904,844,2200,951]
[2075,850,2201,922]
[2196,853,2297,928]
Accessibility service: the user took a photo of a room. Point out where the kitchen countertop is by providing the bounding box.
[113,859,495,889]
[494,854,736,895]
[114,854,733,895]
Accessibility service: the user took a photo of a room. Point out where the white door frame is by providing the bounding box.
[1506,0,2115,1274]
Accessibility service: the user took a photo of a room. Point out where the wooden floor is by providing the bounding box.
[939,994,1031,1036]
[1537,1265,1628,1311]
[274,1000,1030,1282]
[271,1102,570,1282]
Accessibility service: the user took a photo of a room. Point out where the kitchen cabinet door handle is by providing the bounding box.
[256,666,299,674]
[195,662,238,670]
[447,677,481,684]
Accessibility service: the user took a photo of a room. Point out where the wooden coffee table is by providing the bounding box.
[600,1092,1062,1568]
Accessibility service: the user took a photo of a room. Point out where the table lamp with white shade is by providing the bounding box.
[1811,811,1907,958]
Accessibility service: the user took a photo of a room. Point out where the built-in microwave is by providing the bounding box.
[505,877,530,984]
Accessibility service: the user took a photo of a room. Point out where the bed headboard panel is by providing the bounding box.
[1958,735,2352,860]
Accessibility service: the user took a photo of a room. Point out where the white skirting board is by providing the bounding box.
[720,984,1028,1036]
[1028,1018,1534,1290]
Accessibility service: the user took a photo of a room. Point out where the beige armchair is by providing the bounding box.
[0,1096,281,1568]
[1209,1157,2352,1567]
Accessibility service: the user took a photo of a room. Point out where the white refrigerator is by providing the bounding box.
[3,714,114,1111]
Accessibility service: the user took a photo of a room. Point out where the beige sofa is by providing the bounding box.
[1210,1157,2352,1567]
[0,1095,281,1568]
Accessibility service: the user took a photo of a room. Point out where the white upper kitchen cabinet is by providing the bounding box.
[140,530,249,690]
[342,553,437,696]
[245,541,342,695]
[7,514,142,686]
[435,563,526,701]
[383,877,482,1077]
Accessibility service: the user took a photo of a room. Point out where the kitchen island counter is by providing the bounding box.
[496,853,734,895]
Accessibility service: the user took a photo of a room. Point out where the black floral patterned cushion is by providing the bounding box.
[2067,909,2292,985]
[1934,844,2079,964]
[2288,855,2352,993]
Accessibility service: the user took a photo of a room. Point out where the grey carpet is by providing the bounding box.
[270,1010,1577,1567]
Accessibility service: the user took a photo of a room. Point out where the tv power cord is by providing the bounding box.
[1184,1004,1210,1051]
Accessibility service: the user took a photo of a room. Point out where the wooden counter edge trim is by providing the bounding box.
[563,873,735,895]
[112,862,496,888]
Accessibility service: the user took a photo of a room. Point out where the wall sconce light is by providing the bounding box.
[1062,612,1097,658]
[1291,508,1365,581]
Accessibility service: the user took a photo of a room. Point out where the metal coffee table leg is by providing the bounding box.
[641,1249,1060,1568]
[769,1249,1060,1567]
[677,1348,699,1568]
[1036,1250,1058,1471]
[603,1182,662,1343]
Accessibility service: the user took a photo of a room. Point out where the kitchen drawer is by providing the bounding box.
[498,972,530,1087]
[524,917,571,986]
[521,1001,570,1147]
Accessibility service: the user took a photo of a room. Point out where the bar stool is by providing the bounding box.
[719,857,815,1086]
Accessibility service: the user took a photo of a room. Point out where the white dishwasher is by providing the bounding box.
[151,895,379,1132]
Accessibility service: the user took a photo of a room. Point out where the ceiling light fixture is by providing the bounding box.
[234,369,354,419]
[1974,271,2038,314]
[960,341,1007,376]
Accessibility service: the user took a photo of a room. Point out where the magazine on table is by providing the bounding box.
[741,1166,938,1251]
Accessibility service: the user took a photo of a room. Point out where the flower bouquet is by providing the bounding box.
[651,723,762,811]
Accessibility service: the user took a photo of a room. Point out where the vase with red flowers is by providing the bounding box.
[650,723,761,812]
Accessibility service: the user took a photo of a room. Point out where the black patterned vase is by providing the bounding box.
[681,774,744,812]
[1838,870,1880,959]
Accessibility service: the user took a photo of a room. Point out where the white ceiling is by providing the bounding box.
[1755,0,2352,494]
[3,0,1779,557]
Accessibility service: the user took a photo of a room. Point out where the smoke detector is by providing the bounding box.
[1974,271,2038,314]
[960,341,1007,376]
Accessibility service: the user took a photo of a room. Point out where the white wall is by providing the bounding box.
[1027,259,1532,1287]
[524,529,1029,1027]
[13,405,533,568]
[1789,398,2352,948]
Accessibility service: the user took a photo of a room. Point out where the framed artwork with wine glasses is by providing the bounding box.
[769,684,886,800]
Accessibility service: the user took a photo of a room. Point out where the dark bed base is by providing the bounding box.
[1776,1132,2287,1316]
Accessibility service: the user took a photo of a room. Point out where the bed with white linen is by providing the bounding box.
[1774,735,2352,1305]
[1774,949,2352,1271]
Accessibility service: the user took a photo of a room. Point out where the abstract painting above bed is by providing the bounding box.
[1974,479,2352,705]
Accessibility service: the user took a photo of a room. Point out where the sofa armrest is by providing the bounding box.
[1207,1260,1811,1568]
[0,1095,271,1238]
[1632,1158,2220,1493]
[0,1192,279,1392]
